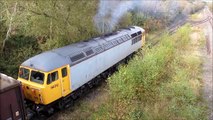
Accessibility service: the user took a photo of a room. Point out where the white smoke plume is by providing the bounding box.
[94,0,184,33]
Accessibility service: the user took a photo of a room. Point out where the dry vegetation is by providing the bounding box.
[48,84,109,120]
[90,25,207,120]
[208,2,213,12]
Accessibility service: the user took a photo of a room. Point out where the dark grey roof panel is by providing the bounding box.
[52,43,87,57]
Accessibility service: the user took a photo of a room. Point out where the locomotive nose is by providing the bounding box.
[20,82,43,104]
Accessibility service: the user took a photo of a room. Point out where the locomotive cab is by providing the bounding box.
[18,65,71,105]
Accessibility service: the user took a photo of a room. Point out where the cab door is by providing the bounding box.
[60,66,71,96]
[45,70,62,104]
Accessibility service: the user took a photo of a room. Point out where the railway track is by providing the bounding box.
[149,15,213,48]
[148,19,188,47]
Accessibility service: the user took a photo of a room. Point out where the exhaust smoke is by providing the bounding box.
[94,0,187,33]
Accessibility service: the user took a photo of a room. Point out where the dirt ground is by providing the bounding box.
[191,7,213,120]
[201,7,213,120]
[47,82,109,120]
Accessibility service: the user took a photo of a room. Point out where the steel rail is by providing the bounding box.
[149,15,213,48]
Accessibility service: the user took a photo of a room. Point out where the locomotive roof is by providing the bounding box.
[0,73,20,93]
[21,26,145,72]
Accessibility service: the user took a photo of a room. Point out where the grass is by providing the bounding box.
[48,84,109,120]
[190,13,200,20]
[90,24,207,120]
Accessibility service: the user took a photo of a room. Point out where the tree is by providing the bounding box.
[1,2,17,52]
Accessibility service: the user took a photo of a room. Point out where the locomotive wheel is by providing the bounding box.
[57,100,65,110]
[64,99,74,109]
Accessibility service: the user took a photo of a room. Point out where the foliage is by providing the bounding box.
[1,0,99,50]
[91,25,206,120]
[0,0,99,77]
[0,35,41,76]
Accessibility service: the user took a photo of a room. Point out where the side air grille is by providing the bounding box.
[117,38,123,43]
[104,42,113,49]
[137,31,142,35]
[95,46,104,53]
[70,53,85,62]
[121,36,128,41]
[112,39,119,45]
[125,35,131,39]
[85,49,94,56]
[131,33,137,38]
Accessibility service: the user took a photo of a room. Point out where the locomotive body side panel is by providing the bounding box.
[70,38,142,91]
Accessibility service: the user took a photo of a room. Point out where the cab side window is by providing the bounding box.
[61,67,67,77]
[47,71,58,84]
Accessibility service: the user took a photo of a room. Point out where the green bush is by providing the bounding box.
[0,35,41,78]
[91,25,206,120]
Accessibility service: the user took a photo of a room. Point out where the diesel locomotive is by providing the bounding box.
[17,26,145,114]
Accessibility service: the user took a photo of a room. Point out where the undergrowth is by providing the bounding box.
[91,24,206,120]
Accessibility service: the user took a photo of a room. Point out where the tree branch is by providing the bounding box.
[29,10,57,20]
[1,2,17,52]
[17,4,57,20]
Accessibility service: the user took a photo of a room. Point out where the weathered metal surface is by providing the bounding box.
[0,73,26,120]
